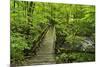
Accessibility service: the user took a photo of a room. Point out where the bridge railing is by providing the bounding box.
[31,24,50,55]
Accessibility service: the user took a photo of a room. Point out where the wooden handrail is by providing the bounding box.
[31,24,50,54]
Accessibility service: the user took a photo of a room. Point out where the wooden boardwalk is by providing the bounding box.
[24,26,56,65]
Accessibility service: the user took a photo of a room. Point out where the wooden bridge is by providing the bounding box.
[23,24,56,65]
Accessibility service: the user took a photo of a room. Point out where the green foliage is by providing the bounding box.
[10,0,95,65]
[56,52,95,63]
[11,33,28,65]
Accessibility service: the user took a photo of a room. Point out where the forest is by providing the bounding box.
[10,0,95,66]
